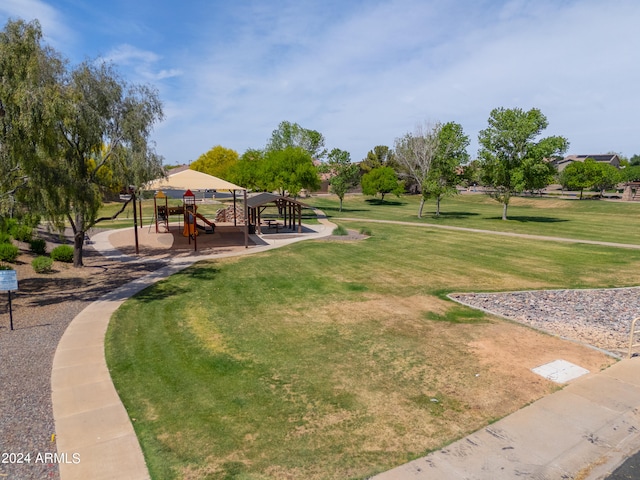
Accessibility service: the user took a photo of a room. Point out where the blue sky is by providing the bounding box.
[2,0,639,165]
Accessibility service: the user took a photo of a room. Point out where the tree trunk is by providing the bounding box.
[339,196,343,212]
[435,196,441,217]
[380,192,386,201]
[418,197,425,218]
[72,212,85,267]
[502,202,508,220]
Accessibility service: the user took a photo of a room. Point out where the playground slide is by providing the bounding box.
[195,213,216,234]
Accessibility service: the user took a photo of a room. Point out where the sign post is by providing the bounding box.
[0,270,18,330]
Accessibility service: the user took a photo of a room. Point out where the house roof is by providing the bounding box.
[564,154,619,163]
[144,168,245,191]
[551,154,621,172]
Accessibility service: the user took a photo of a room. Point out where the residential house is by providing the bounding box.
[551,154,621,172]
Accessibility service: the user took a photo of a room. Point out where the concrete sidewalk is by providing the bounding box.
[373,358,640,480]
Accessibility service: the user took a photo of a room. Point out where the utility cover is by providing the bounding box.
[531,359,590,383]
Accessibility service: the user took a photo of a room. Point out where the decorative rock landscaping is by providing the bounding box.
[450,287,640,358]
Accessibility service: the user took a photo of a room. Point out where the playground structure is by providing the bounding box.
[153,190,216,251]
[144,168,250,252]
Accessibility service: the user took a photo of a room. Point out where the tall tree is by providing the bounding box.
[266,121,327,159]
[359,145,396,173]
[262,146,320,196]
[228,149,264,191]
[1,19,164,267]
[560,158,621,199]
[559,159,597,199]
[191,145,239,179]
[0,19,63,215]
[52,61,164,266]
[321,148,359,211]
[361,166,403,201]
[478,107,568,220]
[394,122,441,218]
[592,162,621,196]
[422,122,469,216]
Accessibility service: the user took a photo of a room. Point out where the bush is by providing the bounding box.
[359,226,372,236]
[0,243,19,262]
[0,217,17,235]
[0,232,11,244]
[332,225,348,236]
[11,224,33,243]
[32,256,53,273]
[29,238,47,255]
[50,245,74,263]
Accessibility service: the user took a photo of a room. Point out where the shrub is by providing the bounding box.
[359,226,372,236]
[51,245,74,263]
[0,218,17,235]
[332,225,348,236]
[0,243,19,262]
[11,224,33,243]
[32,256,53,273]
[29,238,47,255]
[0,232,11,244]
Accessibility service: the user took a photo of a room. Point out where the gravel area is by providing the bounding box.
[450,287,640,358]
[0,231,164,480]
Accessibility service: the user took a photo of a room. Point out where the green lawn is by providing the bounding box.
[106,202,640,479]
[308,193,640,245]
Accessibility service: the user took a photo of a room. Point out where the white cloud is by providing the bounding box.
[102,44,183,83]
[0,0,72,48]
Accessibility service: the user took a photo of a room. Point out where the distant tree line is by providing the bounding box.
[193,108,637,222]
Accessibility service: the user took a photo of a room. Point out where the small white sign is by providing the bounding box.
[0,270,18,291]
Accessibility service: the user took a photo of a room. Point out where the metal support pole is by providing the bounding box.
[8,291,13,331]
[138,196,143,228]
[132,191,139,254]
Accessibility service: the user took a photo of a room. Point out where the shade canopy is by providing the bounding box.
[145,168,245,192]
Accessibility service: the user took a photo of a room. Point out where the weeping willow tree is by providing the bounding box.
[0,18,165,267]
[0,19,64,221]
[52,62,164,266]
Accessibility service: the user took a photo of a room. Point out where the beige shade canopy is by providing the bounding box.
[145,168,245,191]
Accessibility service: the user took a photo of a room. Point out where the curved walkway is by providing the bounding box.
[51,213,336,480]
[51,213,640,479]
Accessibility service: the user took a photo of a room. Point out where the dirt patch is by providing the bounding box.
[316,229,369,242]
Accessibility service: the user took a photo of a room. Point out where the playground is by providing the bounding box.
[114,168,315,257]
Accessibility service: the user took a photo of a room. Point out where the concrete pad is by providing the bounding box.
[531,359,590,383]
